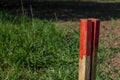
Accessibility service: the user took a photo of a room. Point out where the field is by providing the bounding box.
[0,11,120,80]
[0,1,120,79]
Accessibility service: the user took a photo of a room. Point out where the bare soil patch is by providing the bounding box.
[57,20,120,80]
[56,19,120,49]
[102,53,120,79]
[100,20,120,48]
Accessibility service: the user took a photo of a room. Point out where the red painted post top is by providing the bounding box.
[80,19,93,59]
[89,19,100,49]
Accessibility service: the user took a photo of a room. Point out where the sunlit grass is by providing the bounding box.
[0,12,79,80]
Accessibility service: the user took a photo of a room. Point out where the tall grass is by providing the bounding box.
[0,12,79,80]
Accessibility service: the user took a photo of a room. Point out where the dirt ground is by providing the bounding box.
[57,19,120,48]
[103,53,120,79]
[56,19,120,79]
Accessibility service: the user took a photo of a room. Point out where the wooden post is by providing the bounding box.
[89,19,100,80]
[79,19,100,80]
[79,19,93,80]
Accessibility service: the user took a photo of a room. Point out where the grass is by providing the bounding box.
[0,12,79,80]
[0,11,120,80]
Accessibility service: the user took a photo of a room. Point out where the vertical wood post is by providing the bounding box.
[79,19,100,80]
[89,19,100,80]
[79,19,93,80]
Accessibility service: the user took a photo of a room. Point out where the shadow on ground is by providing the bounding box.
[0,1,120,21]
